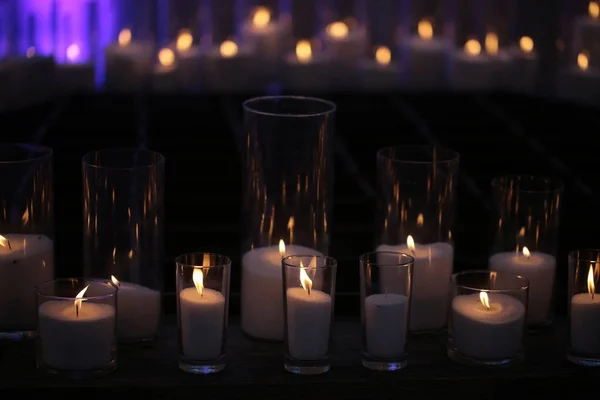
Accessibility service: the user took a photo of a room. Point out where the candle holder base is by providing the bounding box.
[527,319,553,333]
[447,346,523,368]
[179,357,226,375]
[241,329,283,343]
[40,359,117,379]
[567,352,600,367]
[361,355,407,371]
[284,356,330,375]
[0,329,36,341]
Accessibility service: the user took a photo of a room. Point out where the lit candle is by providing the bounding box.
[0,234,54,333]
[509,36,537,92]
[377,235,454,331]
[207,39,255,92]
[241,240,323,340]
[285,261,332,360]
[570,265,600,354]
[55,43,95,93]
[557,50,600,103]
[357,46,400,91]
[451,291,525,360]
[484,32,514,89]
[452,38,496,90]
[152,47,179,92]
[364,293,408,358]
[323,20,367,63]
[242,7,282,60]
[173,29,205,91]
[179,267,226,360]
[284,39,331,91]
[489,246,556,325]
[110,275,161,342]
[104,28,154,92]
[403,19,448,88]
[38,285,116,370]
[573,2,600,65]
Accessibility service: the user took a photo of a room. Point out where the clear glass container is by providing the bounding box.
[36,278,117,378]
[489,175,563,329]
[0,144,54,340]
[176,252,231,374]
[82,149,165,343]
[448,271,528,367]
[568,249,600,366]
[282,254,337,375]
[360,252,414,371]
[240,96,336,342]
[376,145,458,333]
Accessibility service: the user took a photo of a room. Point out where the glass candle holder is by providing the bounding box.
[176,252,231,374]
[360,252,414,371]
[0,144,54,340]
[83,149,165,343]
[241,96,335,342]
[568,249,600,366]
[489,175,563,329]
[376,145,458,334]
[282,254,337,375]
[448,270,529,367]
[36,278,117,378]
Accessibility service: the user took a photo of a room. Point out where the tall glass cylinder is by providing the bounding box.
[82,149,165,343]
[489,174,563,328]
[376,145,458,333]
[0,144,53,340]
[241,96,336,341]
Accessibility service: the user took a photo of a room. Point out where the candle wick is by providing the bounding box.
[307,286,311,295]
[6,240,11,251]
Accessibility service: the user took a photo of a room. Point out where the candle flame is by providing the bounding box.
[522,246,530,258]
[110,275,120,287]
[26,46,35,58]
[176,30,193,52]
[479,291,490,310]
[220,40,238,58]
[577,52,589,71]
[193,268,204,297]
[588,265,596,299]
[326,21,349,39]
[279,239,286,256]
[418,19,433,40]
[464,39,481,56]
[74,285,89,317]
[158,48,175,67]
[520,36,534,54]
[296,40,312,63]
[252,6,271,28]
[0,235,11,251]
[485,32,499,55]
[417,213,424,226]
[118,29,132,46]
[375,46,391,66]
[407,235,416,253]
[66,43,80,62]
[590,1,599,18]
[299,260,312,295]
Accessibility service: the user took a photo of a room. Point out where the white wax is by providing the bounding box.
[489,251,556,325]
[323,26,368,63]
[377,242,454,331]
[242,21,280,60]
[573,16,600,65]
[403,36,448,89]
[452,51,496,90]
[152,63,179,93]
[179,287,225,360]
[39,301,115,370]
[104,42,154,91]
[0,234,54,331]
[356,59,400,91]
[286,287,332,360]
[115,282,161,341]
[570,293,600,354]
[364,293,408,358]
[284,53,331,91]
[451,293,525,360]
[241,244,322,340]
[206,46,256,93]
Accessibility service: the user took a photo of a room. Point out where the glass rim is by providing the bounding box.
[376,145,460,165]
[492,174,564,194]
[282,254,337,270]
[242,95,336,118]
[451,270,529,292]
[359,251,414,268]
[175,252,232,268]
[82,148,165,171]
[0,143,53,165]
[569,249,600,263]
[36,278,118,301]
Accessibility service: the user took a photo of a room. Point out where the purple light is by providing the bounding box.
[19,0,54,56]
[54,0,91,64]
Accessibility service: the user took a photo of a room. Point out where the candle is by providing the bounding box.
[173,30,205,92]
[364,293,408,358]
[105,29,154,92]
[484,33,514,89]
[0,51,55,111]
[557,51,600,104]
[0,234,54,332]
[573,2,600,65]
[402,20,448,88]
[207,40,256,93]
[55,43,95,93]
[508,36,537,92]
[323,21,367,63]
[357,46,400,91]
[179,268,226,360]
[489,246,556,325]
[242,7,280,60]
[285,40,331,91]
[377,235,454,331]
[452,291,525,360]
[153,48,179,93]
[38,286,116,370]
[110,275,161,341]
[241,240,323,340]
[570,266,600,354]
[286,264,332,360]
[452,39,496,90]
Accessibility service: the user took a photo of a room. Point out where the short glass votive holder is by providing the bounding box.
[282,255,337,375]
[176,252,231,375]
[36,278,117,378]
[568,249,600,367]
[360,252,414,371]
[489,174,563,328]
[448,271,529,368]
